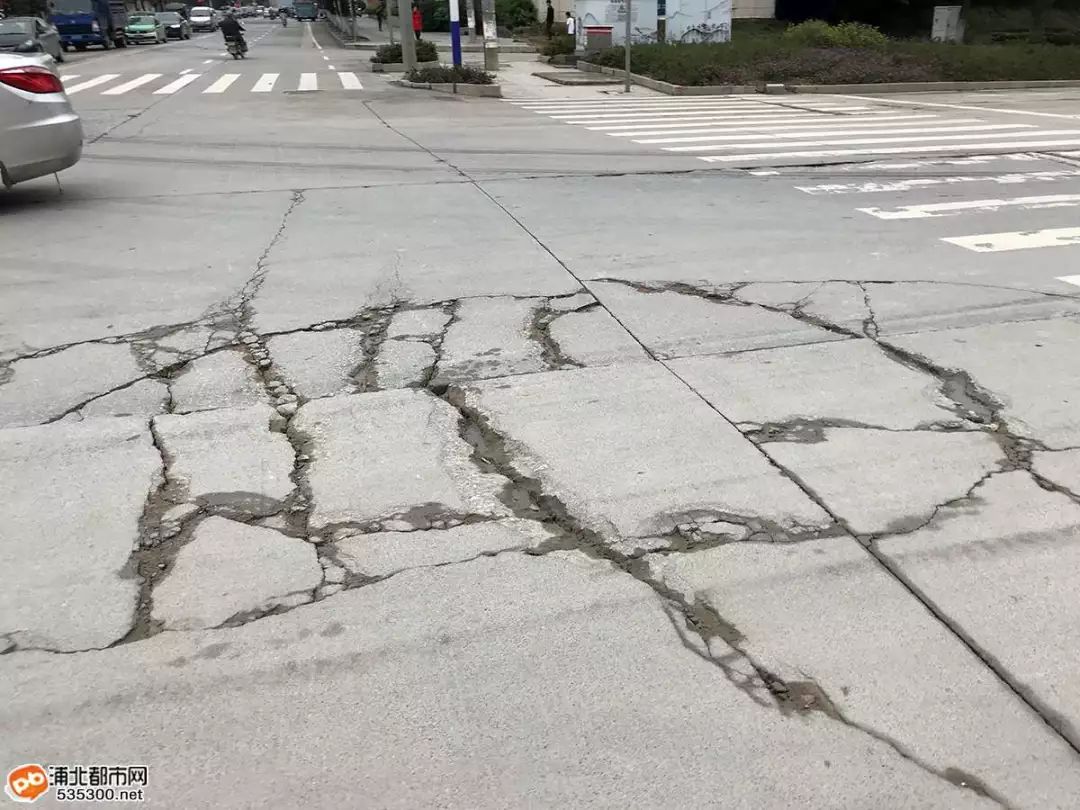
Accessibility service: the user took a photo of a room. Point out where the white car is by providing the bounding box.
[0,54,82,187]
[189,6,216,31]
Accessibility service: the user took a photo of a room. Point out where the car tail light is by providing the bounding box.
[0,66,65,94]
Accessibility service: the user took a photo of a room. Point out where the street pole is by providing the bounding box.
[449,0,461,65]
[396,0,416,68]
[623,0,631,93]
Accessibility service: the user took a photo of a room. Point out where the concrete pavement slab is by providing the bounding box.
[375,339,436,389]
[877,471,1080,750]
[332,518,552,578]
[766,428,1001,535]
[886,317,1080,449]
[0,417,159,651]
[548,307,649,366]
[153,517,321,631]
[588,281,839,359]
[78,378,170,420]
[456,363,831,541]
[547,291,597,312]
[251,185,580,333]
[292,390,507,531]
[170,349,268,414]
[0,342,143,428]
[385,307,452,339]
[670,340,957,431]
[0,552,990,808]
[432,297,545,385]
[647,538,1080,809]
[737,281,871,334]
[265,328,365,399]
[1033,448,1080,495]
[153,405,295,516]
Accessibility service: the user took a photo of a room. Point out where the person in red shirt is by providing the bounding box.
[412,3,422,41]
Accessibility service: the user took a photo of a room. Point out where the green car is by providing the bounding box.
[125,14,166,45]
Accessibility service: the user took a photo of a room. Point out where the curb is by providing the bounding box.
[394,79,502,97]
[577,62,758,95]
[371,60,440,73]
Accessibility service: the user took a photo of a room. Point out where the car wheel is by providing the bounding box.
[55,48,65,62]
[75,44,87,51]
[102,35,112,50]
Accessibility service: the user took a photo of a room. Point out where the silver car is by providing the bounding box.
[0,53,82,187]
[0,16,65,62]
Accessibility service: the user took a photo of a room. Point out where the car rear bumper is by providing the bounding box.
[59,34,107,45]
[0,108,83,186]
[166,28,185,37]
[127,32,159,42]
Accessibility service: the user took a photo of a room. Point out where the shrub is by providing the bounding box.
[407,64,494,84]
[372,39,439,63]
[782,20,888,49]
[495,0,537,31]
[541,33,575,55]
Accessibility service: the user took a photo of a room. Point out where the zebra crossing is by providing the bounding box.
[61,71,363,97]
[508,96,1080,166]
[785,154,1080,256]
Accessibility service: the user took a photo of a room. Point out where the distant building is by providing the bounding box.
[734,0,774,17]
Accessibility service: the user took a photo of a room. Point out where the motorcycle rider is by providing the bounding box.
[219,10,247,52]
[281,11,287,26]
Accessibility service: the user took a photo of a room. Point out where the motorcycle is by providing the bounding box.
[225,35,246,59]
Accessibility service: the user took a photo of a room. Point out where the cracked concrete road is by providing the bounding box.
[3,37,1080,805]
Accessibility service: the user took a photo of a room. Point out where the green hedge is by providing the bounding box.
[372,40,439,63]
[407,64,494,84]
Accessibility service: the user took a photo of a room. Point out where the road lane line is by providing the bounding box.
[179,68,192,75]
[327,64,335,69]
[594,112,923,132]
[835,93,1080,121]
[60,74,81,83]
[796,170,1080,195]
[560,109,878,125]
[202,58,214,63]
[670,130,1080,153]
[102,73,162,95]
[550,106,874,120]
[64,74,121,94]
[606,115,951,136]
[252,73,279,92]
[297,72,317,91]
[636,124,1032,145]
[1057,275,1080,287]
[153,74,202,94]
[943,227,1080,252]
[203,73,240,93]
[859,193,1080,220]
[337,71,362,89]
[307,21,323,49]
[698,139,1080,163]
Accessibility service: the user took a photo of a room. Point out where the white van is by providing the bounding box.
[189,6,216,31]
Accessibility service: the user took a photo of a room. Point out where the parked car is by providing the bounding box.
[0,54,82,187]
[189,6,216,31]
[155,11,191,39]
[125,12,165,43]
[0,17,65,62]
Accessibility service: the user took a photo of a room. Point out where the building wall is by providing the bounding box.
[733,0,775,18]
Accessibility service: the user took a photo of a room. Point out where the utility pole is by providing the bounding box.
[396,0,415,68]
[448,0,461,65]
[656,0,664,43]
[623,0,631,93]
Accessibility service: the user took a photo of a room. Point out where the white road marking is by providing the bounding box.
[60,74,81,83]
[64,76,117,97]
[636,124,1032,145]
[297,72,318,91]
[1057,275,1080,287]
[252,73,279,92]
[154,74,202,94]
[202,58,214,63]
[944,227,1080,252]
[101,73,162,95]
[327,64,335,70]
[560,109,880,125]
[179,68,193,75]
[551,106,874,121]
[526,101,862,114]
[859,193,1080,220]
[592,112,914,131]
[836,93,1080,122]
[606,115,949,136]
[698,139,1080,162]
[337,71,362,89]
[668,129,1080,152]
[796,170,1080,195]
[307,21,323,49]
[203,73,240,93]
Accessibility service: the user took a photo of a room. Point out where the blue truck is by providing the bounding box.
[49,0,129,51]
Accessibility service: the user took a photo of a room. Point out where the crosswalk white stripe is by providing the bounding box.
[552,106,876,122]
[203,73,240,93]
[560,109,880,125]
[698,139,1080,163]
[593,112,923,131]
[669,129,1080,153]
[528,101,863,114]
[154,74,202,95]
[636,123,1032,145]
[102,73,162,95]
[64,74,120,94]
[60,74,81,83]
[1058,275,1080,286]
[944,227,1080,253]
[337,71,362,89]
[297,72,317,91]
[605,115,950,136]
[859,193,1080,220]
[252,73,279,92]
[797,170,1080,195]
[179,68,193,75]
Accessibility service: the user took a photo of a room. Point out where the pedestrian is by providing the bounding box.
[412,2,422,41]
[565,10,575,36]
[544,0,554,37]
[374,1,384,30]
